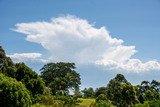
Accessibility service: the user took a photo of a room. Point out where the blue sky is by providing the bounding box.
[0,0,160,89]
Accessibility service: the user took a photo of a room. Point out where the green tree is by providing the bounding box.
[151,80,160,91]
[95,87,108,97]
[15,63,45,103]
[0,46,45,103]
[96,94,108,102]
[107,74,139,106]
[137,80,160,103]
[0,73,32,107]
[0,46,16,77]
[82,87,95,98]
[40,62,81,95]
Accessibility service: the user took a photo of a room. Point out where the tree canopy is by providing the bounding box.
[0,46,16,77]
[82,87,95,98]
[0,46,45,104]
[15,63,45,102]
[0,73,32,107]
[40,62,81,95]
[107,74,139,106]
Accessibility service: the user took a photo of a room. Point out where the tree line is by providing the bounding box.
[0,46,160,107]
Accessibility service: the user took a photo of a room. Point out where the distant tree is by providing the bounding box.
[107,74,139,106]
[92,93,115,107]
[0,73,32,107]
[40,62,81,95]
[151,80,160,91]
[137,80,160,103]
[95,87,108,97]
[82,87,95,98]
[141,81,151,91]
[96,94,108,102]
[74,87,82,98]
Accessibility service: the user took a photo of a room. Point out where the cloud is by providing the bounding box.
[12,15,160,72]
[7,53,47,63]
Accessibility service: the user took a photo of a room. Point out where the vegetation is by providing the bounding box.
[0,46,160,107]
[15,63,45,103]
[0,46,45,104]
[78,98,95,107]
[82,87,95,98]
[40,62,81,95]
[107,74,139,106]
[0,73,32,107]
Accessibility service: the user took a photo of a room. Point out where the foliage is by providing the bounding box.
[78,98,95,107]
[32,103,63,107]
[0,46,16,77]
[148,99,160,107]
[39,95,64,107]
[1,46,160,107]
[15,63,45,103]
[107,74,139,106]
[134,101,150,107]
[0,73,32,107]
[91,101,115,107]
[54,95,81,106]
[96,94,108,102]
[40,62,81,95]
[94,94,114,107]
[137,80,160,103]
[95,87,108,98]
[82,87,95,98]
[74,87,82,98]
[0,46,45,103]
[134,100,160,107]
[40,95,58,105]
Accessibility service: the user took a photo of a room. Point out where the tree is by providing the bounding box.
[107,74,139,106]
[95,87,108,97]
[137,80,160,103]
[15,63,45,103]
[0,46,16,77]
[82,87,95,98]
[0,46,45,103]
[151,80,160,91]
[40,62,81,95]
[0,73,32,107]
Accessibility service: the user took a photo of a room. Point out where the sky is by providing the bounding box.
[0,0,160,89]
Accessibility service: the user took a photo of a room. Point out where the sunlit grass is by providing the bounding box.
[78,98,95,107]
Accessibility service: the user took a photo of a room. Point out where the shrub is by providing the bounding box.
[0,73,32,107]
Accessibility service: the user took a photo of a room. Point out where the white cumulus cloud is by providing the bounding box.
[12,15,160,72]
[7,53,47,63]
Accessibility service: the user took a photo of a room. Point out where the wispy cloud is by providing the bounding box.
[12,15,160,72]
[7,53,47,63]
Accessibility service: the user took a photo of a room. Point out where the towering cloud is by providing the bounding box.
[12,15,160,72]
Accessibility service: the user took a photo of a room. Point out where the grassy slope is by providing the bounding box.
[78,98,95,107]
[32,98,95,107]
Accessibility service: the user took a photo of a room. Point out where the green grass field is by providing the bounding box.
[32,98,95,107]
[78,98,95,107]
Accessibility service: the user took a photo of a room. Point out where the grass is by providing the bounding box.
[32,98,96,107]
[78,98,95,107]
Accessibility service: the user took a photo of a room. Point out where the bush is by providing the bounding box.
[90,101,115,107]
[54,95,81,106]
[96,94,108,102]
[134,101,150,107]
[148,100,160,106]
[40,95,62,105]
[0,73,32,107]
[15,63,45,103]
